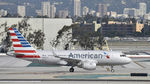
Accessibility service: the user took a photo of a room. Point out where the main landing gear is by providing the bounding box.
[69,67,74,72]
[111,66,115,72]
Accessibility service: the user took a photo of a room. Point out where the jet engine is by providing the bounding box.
[77,60,96,70]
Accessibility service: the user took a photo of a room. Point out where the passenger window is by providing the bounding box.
[42,55,46,56]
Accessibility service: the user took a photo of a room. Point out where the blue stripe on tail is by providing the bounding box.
[12,28,32,48]
[22,44,31,47]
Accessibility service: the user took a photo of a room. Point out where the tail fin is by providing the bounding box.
[9,28,40,58]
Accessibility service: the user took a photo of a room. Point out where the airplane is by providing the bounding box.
[7,27,132,72]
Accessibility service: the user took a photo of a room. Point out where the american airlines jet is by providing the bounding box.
[8,28,132,72]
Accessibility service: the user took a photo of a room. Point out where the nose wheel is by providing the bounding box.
[111,66,115,72]
[69,67,74,72]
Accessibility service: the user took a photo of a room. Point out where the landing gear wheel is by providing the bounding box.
[111,66,115,73]
[111,69,115,72]
[69,67,74,72]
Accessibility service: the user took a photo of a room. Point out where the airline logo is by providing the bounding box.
[68,52,110,59]
[68,53,103,59]
[104,52,110,59]
[9,28,40,58]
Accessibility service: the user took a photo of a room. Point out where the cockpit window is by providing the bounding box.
[120,55,126,57]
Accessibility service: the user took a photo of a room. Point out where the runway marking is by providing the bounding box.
[0,81,41,83]
[1,79,150,81]
[134,61,146,68]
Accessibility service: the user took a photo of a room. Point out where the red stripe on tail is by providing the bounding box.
[13,44,22,47]
[9,28,13,30]
[12,39,20,42]
[10,33,16,36]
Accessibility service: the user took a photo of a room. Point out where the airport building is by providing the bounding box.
[101,21,144,36]
[0,18,72,50]
[72,21,101,38]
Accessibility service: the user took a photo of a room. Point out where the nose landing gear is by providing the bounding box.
[69,67,74,72]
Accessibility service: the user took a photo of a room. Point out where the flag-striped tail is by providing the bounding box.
[9,28,40,58]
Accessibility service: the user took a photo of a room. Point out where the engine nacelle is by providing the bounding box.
[78,60,96,70]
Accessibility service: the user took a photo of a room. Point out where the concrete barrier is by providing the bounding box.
[130,73,148,77]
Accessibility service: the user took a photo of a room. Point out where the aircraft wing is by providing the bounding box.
[57,56,81,66]
[52,50,81,66]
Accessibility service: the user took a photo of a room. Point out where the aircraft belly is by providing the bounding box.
[97,59,125,66]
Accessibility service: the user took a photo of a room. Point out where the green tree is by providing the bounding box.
[18,18,45,49]
[0,22,11,52]
[51,25,73,50]
[83,14,98,23]
[33,30,45,49]
[51,24,105,50]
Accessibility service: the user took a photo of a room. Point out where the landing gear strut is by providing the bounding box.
[69,67,74,72]
[111,66,115,72]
